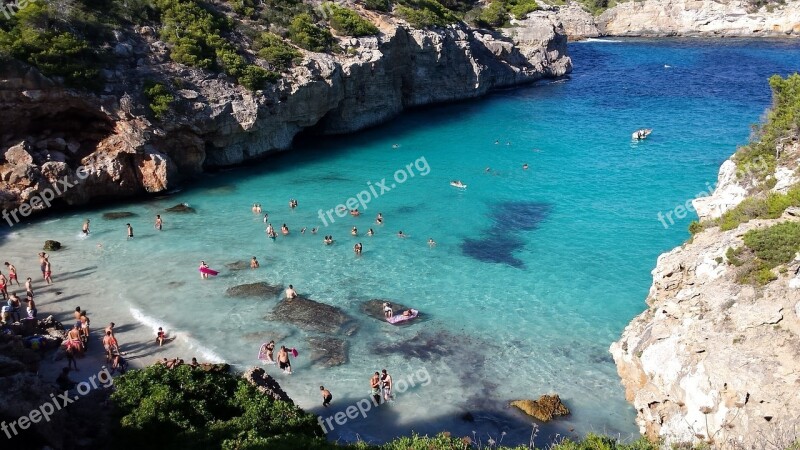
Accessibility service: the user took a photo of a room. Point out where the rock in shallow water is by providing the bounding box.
[165,202,195,213]
[270,296,357,335]
[102,211,136,220]
[226,282,283,298]
[243,367,293,403]
[307,336,348,367]
[360,299,408,321]
[43,240,61,251]
[511,394,570,422]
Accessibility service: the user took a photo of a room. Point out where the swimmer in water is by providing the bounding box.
[354,242,362,256]
[155,215,162,230]
[311,227,318,234]
[281,224,289,235]
[376,213,383,225]
[351,227,358,236]
[523,163,529,170]
[300,227,306,234]
[251,256,259,269]
[82,219,90,235]
[126,223,134,239]
[397,231,406,238]
[199,261,209,279]
[367,228,374,236]
[428,238,436,247]
[263,213,269,223]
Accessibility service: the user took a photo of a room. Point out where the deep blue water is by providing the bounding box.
[2,38,800,445]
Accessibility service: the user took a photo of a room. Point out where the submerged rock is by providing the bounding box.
[43,240,61,251]
[165,202,195,213]
[243,367,293,403]
[102,211,136,220]
[360,299,408,321]
[511,394,570,422]
[307,336,348,368]
[270,296,357,335]
[226,282,283,298]
[225,260,250,271]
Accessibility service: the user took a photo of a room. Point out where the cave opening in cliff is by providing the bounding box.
[20,107,114,160]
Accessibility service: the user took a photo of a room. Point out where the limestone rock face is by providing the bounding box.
[548,0,800,39]
[0,17,571,214]
[599,0,800,37]
[610,213,800,446]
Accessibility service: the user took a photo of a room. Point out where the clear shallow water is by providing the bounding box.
[3,38,800,445]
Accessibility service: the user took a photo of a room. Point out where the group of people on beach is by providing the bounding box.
[0,256,47,325]
[81,215,164,239]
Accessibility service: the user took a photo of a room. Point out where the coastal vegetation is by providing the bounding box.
[396,0,460,28]
[144,82,175,120]
[690,73,800,235]
[109,364,669,450]
[326,3,380,36]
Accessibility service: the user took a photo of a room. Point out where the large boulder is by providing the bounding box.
[511,394,570,422]
[226,282,283,298]
[4,141,34,165]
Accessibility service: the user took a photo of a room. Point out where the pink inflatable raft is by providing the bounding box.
[386,309,419,324]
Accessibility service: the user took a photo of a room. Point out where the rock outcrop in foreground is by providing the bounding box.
[611,140,800,447]
[539,0,800,39]
[0,17,570,213]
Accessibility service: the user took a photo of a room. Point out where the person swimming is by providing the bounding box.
[350,209,360,216]
[428,238,436,247]
[281,224,289,235]
[522,163,529,170]
[376,213,383,225]
[367,228,374,236]
[311,227,318,234]
[263,213,269,223]
[351,227,358,236]
[251,257,259,269]
[301,227,307,234]
[397,231,406,238]
[353,243,362,255]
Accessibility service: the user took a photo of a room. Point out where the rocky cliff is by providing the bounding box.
[542,0,800,39]
[610,130,800,444]
[0,15,570,214]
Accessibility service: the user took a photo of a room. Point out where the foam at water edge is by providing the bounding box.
[129,306,226,363]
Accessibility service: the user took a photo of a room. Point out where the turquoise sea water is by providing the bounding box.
[3,38,800,445]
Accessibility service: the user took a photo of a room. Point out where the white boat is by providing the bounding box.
[632,129,652,140]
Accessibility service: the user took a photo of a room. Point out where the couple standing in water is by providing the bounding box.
[370,369,393,404]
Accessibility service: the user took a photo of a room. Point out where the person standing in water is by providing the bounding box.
[155,215,163,231]
[250,256,260,269]
[82,219,90,235]
[43,258,52,285]
[277,346,292,374]
[199,261,210,279]
[381,369,393,401]
[38,253,48,279]
[354,243,362,256]
[4,262,19,286]
[320,386,332,407]
[126,223,134,239]
[370,372,382,405]
[285,284,298,299]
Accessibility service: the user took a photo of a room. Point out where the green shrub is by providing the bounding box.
[326,3,379,36]
[715,185,800,231]
[508,0,539,18]
[688,220,703,235]
[726,246,745,267]
[396,0,459,28]
[144,81,174,120]
[363,0,392,11]
[743,221,800,268]
[0,2,102,89]
[477,1,508,27]
[239,65,279,90]
[260,0,315,29]
[254,32,301,70]
[229,0,257,17]
[734,73,800,180]
[288,13,335,52]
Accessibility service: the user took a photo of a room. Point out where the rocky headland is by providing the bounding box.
[610,80,800,447]
[536,0,800,39]
[0,7,570,214]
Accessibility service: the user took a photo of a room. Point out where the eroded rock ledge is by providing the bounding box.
[0,18,571,213]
